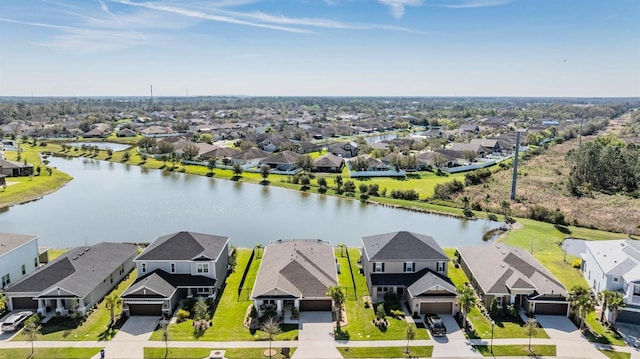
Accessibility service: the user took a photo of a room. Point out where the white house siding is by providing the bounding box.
[0,239,39,289]
[583,247,608,293]
[84,253,136,311]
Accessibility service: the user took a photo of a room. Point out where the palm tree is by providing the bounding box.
[326,286,346,326]
[456,284,477,329]
[261,316,281,359]
[597,290,612,322]
[23,316,41,359]
[569,285,595,329]
[255,243,263,259]
[338,243,346,258]
[607,291,625,327]
[105,294,122,326]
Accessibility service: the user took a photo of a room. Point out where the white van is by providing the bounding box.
[1,311,34,332]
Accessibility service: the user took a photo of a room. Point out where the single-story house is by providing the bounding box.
[0,159,34,177]
[4,242,137,316]
[312,153,344,173]
[328,142,359,158]
[361,231,458,315]
[228,148,270,167]
[251,239,338,317]
[457,243,569,315]
[259,150,301,171]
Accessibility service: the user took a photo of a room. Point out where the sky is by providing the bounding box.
[0,0,639,98]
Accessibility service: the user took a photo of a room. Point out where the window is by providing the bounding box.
[613,277,619,283]
[404,262,414,273]
[141,263,146,273]
[374,262,384,273]
[170,262,176,273]
[34,257,38,268]
[495,296,503,307]
[634,285,640,296]
[1,274,10,288]
[21,265,26,275]
[197,263,209,274]
[436,261,446,272]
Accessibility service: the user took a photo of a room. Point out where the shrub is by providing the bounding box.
[383,292,402,312]
[176,309,190,323]
[193,319,210,337]
[390,309,404,319]
[433,179,465,200]
[464,169,492,185]
[249,305,258,319]
[376,304,386,320]
[572,259,582,268]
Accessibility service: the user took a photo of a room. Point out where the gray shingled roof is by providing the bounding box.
[121,269,217,299]
[458,243,567,297]
[407,271,457,298]
[371,267,456,298]
[361,231,448,261]
[259,150,301,164]
[251,240,337,299]
[137,231,229,261]
[5,242,137,298]
[312,153,344,167]
[0,232,38,256]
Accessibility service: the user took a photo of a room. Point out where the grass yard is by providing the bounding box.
[0,348,102,359]
[338,346,433,358]
[584,312,625,346]
[599,349,632,359]
[47,248,70,261]
[0,145,73,208]
[334,248,429,341]
[474,344,556,357]
[149,248,298,341]
[144,347,296,359]
[13,270,138,341]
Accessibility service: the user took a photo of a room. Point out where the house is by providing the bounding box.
[117,128,137,138]
[121,231,229,317]
[3,242,137,316]
[291,141,322,154]
[457,243,569,315]
[0,174,6,187]
[228,148,270,167]
[469,139,503,154]
[361,231,458,315]
[581,240,640,324]
[449,143,486,158]
[251,239,338,317]
[415,151,459,169]
[0,233,40,290]
[0,159,34,177]
[312,153,344,173]
[259,150,301,171]
[328,141,359,158]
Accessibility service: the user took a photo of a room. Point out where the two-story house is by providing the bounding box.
[361,231,458,316]
[582,239,640,324]
[121,231,229,317]
[0,233,40,290]
[251,239,338,320]
[4,242,136,316]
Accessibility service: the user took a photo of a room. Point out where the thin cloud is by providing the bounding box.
[435,0,512,9]
[0,17,74,30]
[378,0,423,19]
[41,0,78,9]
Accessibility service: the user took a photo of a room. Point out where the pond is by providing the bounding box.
[68,142,131,152]
[0,156,502,249]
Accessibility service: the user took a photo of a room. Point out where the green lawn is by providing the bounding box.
[584,312,625,346]
[0,347,102,359]
[13,270,138,341]
[599,349,632,359]
[0,146,73,208]
[338,346,433,358]
[149,248,298,341]
[144,347,296,359]
[475,344,556,357]
[335,248,429,341]
[47,248,69,261]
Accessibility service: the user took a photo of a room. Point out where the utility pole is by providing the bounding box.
[150,85,153,103]
[510,131,521,201]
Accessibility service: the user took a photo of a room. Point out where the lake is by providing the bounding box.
[68,142,131,152]
[0,156,502,249]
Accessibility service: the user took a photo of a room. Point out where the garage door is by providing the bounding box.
[534,302,568,315]
[420,302,453,314]
[299,300,332,311]
[128,304,162,316]
[617,310,640,325]
[11,297,37,310]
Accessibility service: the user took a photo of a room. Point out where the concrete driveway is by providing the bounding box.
[293,311,341,359]
[535,315,607,358]
[615,323,640,358]
[431,314,481,358]
[95,316,160,359]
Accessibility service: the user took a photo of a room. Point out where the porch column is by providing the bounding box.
[56,298,63,313]
[78,299,87,316]
[37,299,46,316]
[509,294,515,305]
[294,299,300,310]
[277,300,283,312]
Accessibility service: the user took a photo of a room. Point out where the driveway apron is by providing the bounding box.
[536,315,607,358]
[95,316,160,359]
[431,314,482,358]
[293,312,342,359]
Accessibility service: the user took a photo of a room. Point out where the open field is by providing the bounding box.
[456,134,640,235]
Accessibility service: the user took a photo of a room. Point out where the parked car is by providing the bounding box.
[426,314,447,336]
[1,311,34,332]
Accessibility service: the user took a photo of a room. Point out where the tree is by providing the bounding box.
[326,286,346,325]
[23,315,41,359]
[138,137,156,152]
[193,297,209,321]
[606,291,625,326]
[337,243,346,257]
[255,243,263,259]
[456,284,477,329]
[105,294,122,326]
[463,150,478,163]
[106,148,113,157]
[334,175,343,193]
[342,180,356,194]
[569,285,595,329]
[500,200,511,219]
[122,152,131,162]
[181,143,199,160]
[199,133,213,144]
[524,317,538,352]
[0,292,6,312]
[207,157,217,175]
[261,316,281,359]
[405,325,416,357]
[160,319,169,359]
[296,154,313,173]
[317,177,327,191]
[169,151,179,170]
[432,153,448,168]
[232,163,243,178]
[157,141,174,155]
[260,164,271,183]
[300,175,310,189]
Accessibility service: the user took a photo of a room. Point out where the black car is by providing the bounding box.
[426,314,447,336]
